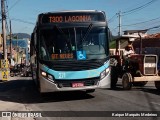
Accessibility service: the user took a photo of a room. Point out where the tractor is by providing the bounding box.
[110,35,160,90]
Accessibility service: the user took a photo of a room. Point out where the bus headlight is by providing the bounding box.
[100,67,110,80]
[105,67,110,75]
[41,71,54,82]
[41,71,47,77]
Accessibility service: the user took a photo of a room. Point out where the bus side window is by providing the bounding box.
[40,46,47,59]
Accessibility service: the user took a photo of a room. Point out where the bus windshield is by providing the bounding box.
[39,26,108,61]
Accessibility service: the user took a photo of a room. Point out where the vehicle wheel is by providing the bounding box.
[133,81,148,87]
[122,73,132,90]
[111,66,118,89]
[155,81,160,90]
[86,89,95,93]
[10,72,14,77]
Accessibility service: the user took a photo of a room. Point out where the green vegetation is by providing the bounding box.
[109,40,116,49]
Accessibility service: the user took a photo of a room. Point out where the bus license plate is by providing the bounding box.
[72,82,84,88]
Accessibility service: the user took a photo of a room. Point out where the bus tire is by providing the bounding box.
[122,73,132,90]
[155,81,160,90]
[111,66,118,89]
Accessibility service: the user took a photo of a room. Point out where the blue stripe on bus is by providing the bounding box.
[41,60,109,80]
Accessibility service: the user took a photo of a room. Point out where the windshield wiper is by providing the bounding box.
[81,23,93,43]
[54,25,72,52]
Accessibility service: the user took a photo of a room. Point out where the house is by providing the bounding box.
[6,39,29,64]
[123,30,148,38]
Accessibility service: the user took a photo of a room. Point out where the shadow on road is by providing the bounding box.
[0,79,94,104]
[110,83,160,96]
[139,88,160,96]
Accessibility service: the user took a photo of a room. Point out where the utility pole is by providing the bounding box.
[118,11,122,36]
[10,20,12,60]
[1,0,7,60]
[117,11,122,54]
[1,0,9,81]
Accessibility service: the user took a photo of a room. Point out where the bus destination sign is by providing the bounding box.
[49,15,91,23]
[41,12,105,24]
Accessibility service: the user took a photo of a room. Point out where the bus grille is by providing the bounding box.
[42,59,108,71]
[55,77,99,88]
[144,56,157,75]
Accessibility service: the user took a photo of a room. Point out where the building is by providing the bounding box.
[123,30,148,38]
[6,39,30,65]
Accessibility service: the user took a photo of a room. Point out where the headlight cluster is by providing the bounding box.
[100,67,110,80]
[41,71,54,82]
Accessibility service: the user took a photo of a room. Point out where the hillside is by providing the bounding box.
[13,33,31,39]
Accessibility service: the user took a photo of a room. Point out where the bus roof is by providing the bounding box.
[39,10,105,15]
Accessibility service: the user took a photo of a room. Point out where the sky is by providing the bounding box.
[2,0,160,36]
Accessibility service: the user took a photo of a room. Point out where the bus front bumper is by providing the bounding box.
[39,74,110,93]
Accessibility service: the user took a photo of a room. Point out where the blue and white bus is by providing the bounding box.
[30,10,111,94]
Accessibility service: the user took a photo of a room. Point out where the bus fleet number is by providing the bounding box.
[59,72,66,79]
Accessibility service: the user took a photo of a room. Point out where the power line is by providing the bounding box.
[113,0,159,36]
[6,0,10,19]
[108,13,117,23]
[122,0,158,16]
[111,22,160,35]
[111,26,118,32]
[108,0,158,36]
[122,16,160,27]
[11,18,34,25]
[146,24,160,31]
[134,24,160,32]
[4,0,34,35]
[149,28,160,32]
[6,0,22,13]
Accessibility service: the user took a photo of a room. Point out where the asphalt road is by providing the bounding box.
[0,77,160,120]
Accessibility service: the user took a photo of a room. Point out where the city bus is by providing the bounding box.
[30,10,111,94]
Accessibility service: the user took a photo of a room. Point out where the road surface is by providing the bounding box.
[0,77,160,120]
